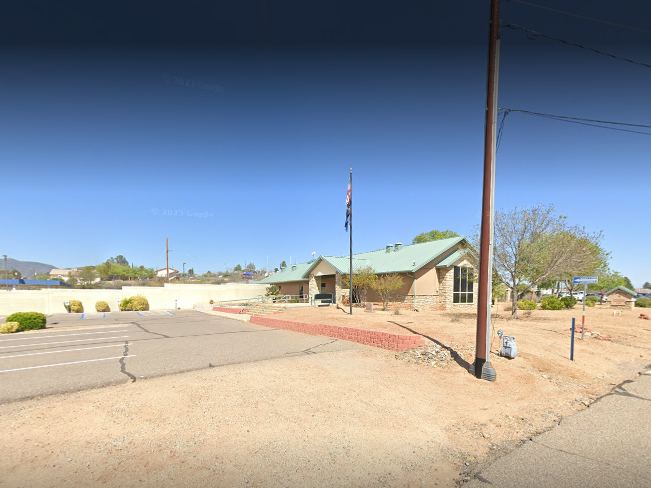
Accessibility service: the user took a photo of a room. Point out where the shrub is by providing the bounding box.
[63,301,71,313]
[265,285,281,297]
[95,301,110,312]
[120,295,149,311]
[0,322,20,334]
[5,312,47,331]
[561,296,576,309]
[69,299,84,313]
[636,297,651,308]
[585,296,598,307]
[540,296,563,311]
[517,299,537,310]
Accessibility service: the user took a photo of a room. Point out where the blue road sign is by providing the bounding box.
[573,276,598,284]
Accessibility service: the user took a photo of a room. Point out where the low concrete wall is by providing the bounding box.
[0,283,267,315]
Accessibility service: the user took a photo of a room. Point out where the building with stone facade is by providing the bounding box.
[259,237,477,311]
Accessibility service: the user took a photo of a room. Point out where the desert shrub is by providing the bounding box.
[119,297,132,311]
[265,285,281,297]
[69,299,84,313]
[0,322,20,334]
[560,296,576,309]
[120,295,149,311]
[585,296,598,307]
[636,297,651,308]
[540,296,563,311]
[517,299,537,310]
[5,312,47,331]
[95,301,110,312]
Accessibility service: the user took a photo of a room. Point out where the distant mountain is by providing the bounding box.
[1,258,57,278]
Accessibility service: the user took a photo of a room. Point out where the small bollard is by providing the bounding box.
[570,317,575,361]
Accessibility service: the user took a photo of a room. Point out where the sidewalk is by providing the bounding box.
[466,370,651,488]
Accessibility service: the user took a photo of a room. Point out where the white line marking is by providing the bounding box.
[0,336,129,349]
[0,344,125,359]
[0,355,136,373]
[0,330,130,342]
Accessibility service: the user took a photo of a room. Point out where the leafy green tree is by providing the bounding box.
[188,268,194,277]
[643,281,651,289]
[412,229,460,244]
[280,261,287,268]
[491,204,605,318]
[342,266,378,305]
[245,263,256,272]
[370,273,404,310]
[233,264,242,272]
[77,266,98,286]
[589,271,633,295]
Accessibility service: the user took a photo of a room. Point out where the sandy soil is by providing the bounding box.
[1,304,650,488]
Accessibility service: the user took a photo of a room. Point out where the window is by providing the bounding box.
[453,266,474,304]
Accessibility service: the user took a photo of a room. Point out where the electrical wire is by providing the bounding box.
[504,24,651,69]
[496,109,510,151]
[508,0,651,35]
[498,108,651,136]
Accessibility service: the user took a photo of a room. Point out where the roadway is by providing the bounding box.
[0,310,364,403]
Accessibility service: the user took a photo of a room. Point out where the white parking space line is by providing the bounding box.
[0,355,137,374]
[0,336,130,349]
[0,330,130,342]
[0,344,125,359]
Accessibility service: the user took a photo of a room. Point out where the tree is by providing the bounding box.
[188,268,194,277]
[77,266,98,286]
[491,204,605,318]
[341,266,378,305]
[107,255,129,267]
[644,282,651,289]
[233,264,242,272]
[412,229,460,244]
[370,273,404,310]
[590,271,634,296]
[245,263,256,272]
[280,260,287,268]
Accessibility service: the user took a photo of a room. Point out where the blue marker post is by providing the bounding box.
[570,318,575,361]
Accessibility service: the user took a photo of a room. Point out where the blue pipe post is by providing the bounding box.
[570,318,575,361]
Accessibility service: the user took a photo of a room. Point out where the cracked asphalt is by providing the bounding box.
[0,310,365,403]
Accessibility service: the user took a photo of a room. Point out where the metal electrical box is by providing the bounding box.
[497,330,518,359]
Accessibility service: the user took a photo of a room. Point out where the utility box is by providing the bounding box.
[497,330,518,359]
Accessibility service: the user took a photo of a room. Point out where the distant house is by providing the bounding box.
[259,237,477,311]
[49,269,76,280]
[155,267,180,280]
[604,286,637,309]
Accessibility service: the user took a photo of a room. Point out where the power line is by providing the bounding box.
[504,24,651,69]
[498,108,651,136]
[508,0,651,35]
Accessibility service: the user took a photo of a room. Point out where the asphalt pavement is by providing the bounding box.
[466,370,651,488]
[0,310,365,403]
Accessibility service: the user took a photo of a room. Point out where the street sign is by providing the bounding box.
[573,276,598,284]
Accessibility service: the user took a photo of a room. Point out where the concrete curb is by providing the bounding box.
[204,309,251,322]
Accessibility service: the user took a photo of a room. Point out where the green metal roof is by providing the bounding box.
[604,286,637,297]
[258,262,313,284]
[261,237,471,284]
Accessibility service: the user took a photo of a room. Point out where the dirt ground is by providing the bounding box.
[2,304,650,487]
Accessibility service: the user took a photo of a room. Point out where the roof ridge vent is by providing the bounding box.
[386,244,394,253]
[394,242,402,251]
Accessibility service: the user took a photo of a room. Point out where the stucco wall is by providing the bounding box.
[0,282,267,315]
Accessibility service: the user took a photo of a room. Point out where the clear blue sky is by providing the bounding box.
[1,1,650,286]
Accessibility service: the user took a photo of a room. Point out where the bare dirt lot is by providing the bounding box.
[2,305,650,487]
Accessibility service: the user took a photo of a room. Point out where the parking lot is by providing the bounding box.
[0,310,364,403]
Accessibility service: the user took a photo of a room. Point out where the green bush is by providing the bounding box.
[0,322,20,334]
[540,296,563,311]
[585,296,598,307]
[69,299,84,313]
[561,296,576,309]
[517,299,537,310]
[636,297,651,308]
[5,312,47,331]
[120,295,149,311]
[95,301,110,312]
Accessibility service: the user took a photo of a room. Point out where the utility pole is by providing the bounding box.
[474,0,500,381]
[166,237,169,282]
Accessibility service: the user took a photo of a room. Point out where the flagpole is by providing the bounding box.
[349,168,353,315]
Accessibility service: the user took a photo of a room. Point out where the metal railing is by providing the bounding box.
[216,294,309,307]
